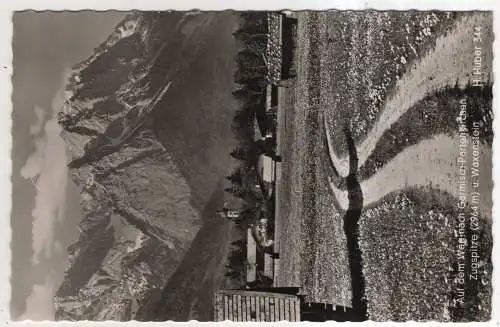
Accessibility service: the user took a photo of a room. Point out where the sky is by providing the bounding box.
[11,11,127,320]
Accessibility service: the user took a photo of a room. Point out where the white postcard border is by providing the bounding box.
[0,0,498,326]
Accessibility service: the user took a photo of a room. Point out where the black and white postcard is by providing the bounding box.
[7,5,496,323]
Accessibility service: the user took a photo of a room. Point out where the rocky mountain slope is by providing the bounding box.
[55,12,239,320]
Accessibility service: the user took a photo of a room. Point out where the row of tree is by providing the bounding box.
[223,12,278,284]
[226,12,274,203]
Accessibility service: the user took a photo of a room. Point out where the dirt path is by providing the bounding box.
[328,133,492,219]
[324,13,493,177]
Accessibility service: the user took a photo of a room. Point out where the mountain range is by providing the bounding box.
[55,11,240,321]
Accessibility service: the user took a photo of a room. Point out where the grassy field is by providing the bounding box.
[275,12,351,308]
[276,11,493,321]
[359,187,492,321]
[319,11,458,149]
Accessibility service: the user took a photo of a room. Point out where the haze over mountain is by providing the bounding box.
[11,11,127,320]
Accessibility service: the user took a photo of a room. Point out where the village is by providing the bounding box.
[213,12,354,322]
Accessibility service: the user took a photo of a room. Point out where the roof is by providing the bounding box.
[214,289,301,322]
[247,228,257,283]
[262,156,275,183]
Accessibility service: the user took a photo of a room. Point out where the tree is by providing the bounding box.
[225,239,247,282]
[232,86,264,101]
[225,168,244,185]
[234,70,267,87]
[224,184,248,200]
[236,42,268,64]
[237,204,260,229]
[231,107,255,135]
[230,147,248,161]
[235,45,273,86]
[233,29,268,53]
[236,12,268,35]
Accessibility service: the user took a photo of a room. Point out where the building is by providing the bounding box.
[265,12,298,83]
[261,154,276,184]
[246,228,257,283]
[246,224,275,285]
[254,154,276,201]
[217,207,240,220]
[214,288,357,322]
[217,201,240,220]
[213,289,301,322]
[280,14,298,80]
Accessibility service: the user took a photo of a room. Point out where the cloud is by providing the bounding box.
[19,276,56,321]
[21,72,70,263]
[29,106,46,136]
[19,70,71,319]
